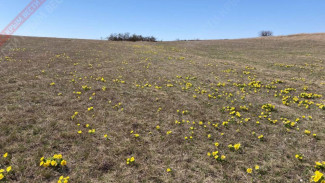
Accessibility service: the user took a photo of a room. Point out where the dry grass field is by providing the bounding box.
[0,33,325,182]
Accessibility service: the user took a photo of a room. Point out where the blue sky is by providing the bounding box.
[0,0,324,41]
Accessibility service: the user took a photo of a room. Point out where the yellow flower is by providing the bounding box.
[6,166,11,172]
[0,173,4,180]
[44,160,51,167]
[78,130,82,134]
[57,154,62,159]
[51,160,58,166]
[312,171,324,182]
[130,157,135,162]
[295,154,303,160]
[166,168,171,172]
[214,142,219,147]
[61,160,67,166]
[305,130,311,135]
[221,155,226,160]
[247,168,253,173]
[3,153,8,158]
[156,125,160,130]
[255,165,259,170]
[234,143,241,150]
[134,134,140,138]
[0,169,4,173]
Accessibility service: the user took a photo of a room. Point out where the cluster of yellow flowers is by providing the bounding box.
[311,171,324,183]
[261,103,275,112]
[295,154,303,160]
[126,157,135,165]
[207,151,226,162]
[300,92,322,99]
[228,143,241,151]
[315,161,325,170]
[40,154,67,168]
[71,111,78,120]
[0,153,12,181]
[42,46,325,181]
[82,85,91,91]
[57,176,70,183]
[247,165,259,174]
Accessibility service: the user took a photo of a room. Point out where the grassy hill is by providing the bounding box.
[0,33,325,182]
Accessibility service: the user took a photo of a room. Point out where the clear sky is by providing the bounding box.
[0,0,324,41]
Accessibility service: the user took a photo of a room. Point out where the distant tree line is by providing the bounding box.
[107,33,157,42]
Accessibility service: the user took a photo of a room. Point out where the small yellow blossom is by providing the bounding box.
[255,165,259,170]
[247,168,253,173]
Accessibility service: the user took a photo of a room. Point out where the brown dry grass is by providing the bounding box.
[0,33,325,182]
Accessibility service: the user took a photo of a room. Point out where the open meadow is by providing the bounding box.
[0,33,325,182]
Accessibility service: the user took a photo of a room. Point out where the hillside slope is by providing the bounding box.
[0,33,325,182]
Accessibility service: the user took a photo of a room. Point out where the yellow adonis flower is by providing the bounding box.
[247,168,253,174]
[0,173,4,180]
[295,154,303,160]
[6,166,11,172]
[166,168,171,172]
[58,176,70,183]
[255,165,260,170]
[126,157,135,165]
[51,160,58,166]
[234,143,241,150]
[61,160,67,166]
[311,171,324,182]
[3,153,8,158]
[44,160,51,167]
[214,142,219,147]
